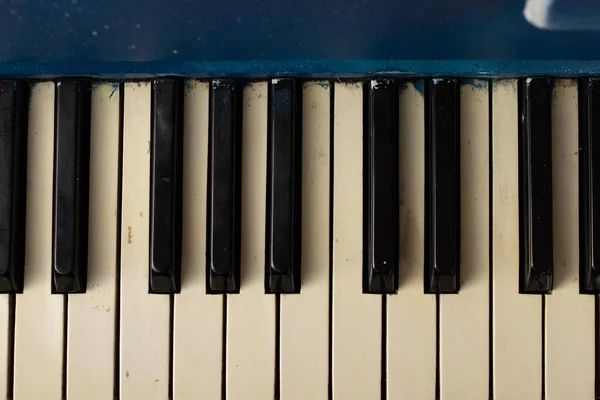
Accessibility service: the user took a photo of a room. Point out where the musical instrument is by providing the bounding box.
[1,0,600,399]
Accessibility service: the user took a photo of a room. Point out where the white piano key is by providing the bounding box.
[173,80,223,400]
[226,82,276,400]
[119,82,170,399]
[332,82,381,400]
[0,295,10,398]
[492,79,542,400]
[545,79,595,399]
[279,81,330,400]
[13,82,64,399]
[439,80,490,400]
[66,83,120,399]
[387,81,436,400]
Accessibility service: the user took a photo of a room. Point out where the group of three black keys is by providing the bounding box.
[0,77,598,296]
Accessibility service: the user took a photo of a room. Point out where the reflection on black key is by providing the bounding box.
[207,80,241,293]
[579,78,600,293]
[53,81,91,293]
[364,80,398,294]
[0,81,27,293]
[518,78,553,294]
[425,78,460,294]
[266,79,301,293]
[150,80,182,294]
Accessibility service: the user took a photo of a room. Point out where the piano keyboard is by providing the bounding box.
[0,78,596,399]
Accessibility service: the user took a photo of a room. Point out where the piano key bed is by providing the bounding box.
[0,78,596,399]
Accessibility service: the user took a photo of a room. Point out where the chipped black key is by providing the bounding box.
[266,79,301,293]
[0,81,28,293]
[364,79,398,294]
[519,78,553,294]
[425,78,460,294]
[150,79,183,293]
[579,78,600,293]
[207,80,241,293]
[52,81,91,293]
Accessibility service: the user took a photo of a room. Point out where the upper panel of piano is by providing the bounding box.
[1,0,600,77]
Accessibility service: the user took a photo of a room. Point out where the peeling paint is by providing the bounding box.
[462,78,489,91]
[109,82,119,98]
[412,80,425,97]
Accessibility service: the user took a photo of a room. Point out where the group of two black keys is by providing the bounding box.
[1,77,600,295]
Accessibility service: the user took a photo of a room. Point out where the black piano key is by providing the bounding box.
[579,78,600,294]
[266,79,301,293]
[518,78,553,294]
[150,80,182,294]
[0,81,28,293]
[53,81,91,293]
[207,80,241,293]
[425,78,460,294]
[364,80,398,294]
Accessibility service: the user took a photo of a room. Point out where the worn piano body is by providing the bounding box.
[1,0,600,77]
[0,0,599,399]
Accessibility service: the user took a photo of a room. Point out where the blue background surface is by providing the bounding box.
[2,0,600,77]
